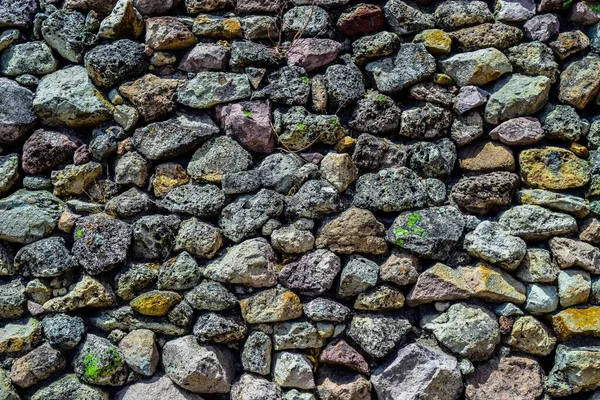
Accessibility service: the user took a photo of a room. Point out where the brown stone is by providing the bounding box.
[119,74,180,122]
[337,4,385,37]
[316,207,387,255]
[458,141,515,173]
[379,251,420,286]
[465,356,545,400]
[10,343,66,388]
[145,17,197,51]
[319,339,369,375]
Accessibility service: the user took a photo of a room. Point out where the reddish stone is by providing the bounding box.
[215,100,275,154]
[337,4,385,37]
[319,339,370,375]
[179,43,230,72]
[21,129,80,174]
[74,145,91,165]
[287,39,342,72]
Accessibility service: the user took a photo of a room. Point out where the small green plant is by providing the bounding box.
[377,94,388,103]
[243,109,252,118]
[330,118,341,128]
[76,229,84,238]
[297,123,306,131]
[301,76,310,84]
[82,348,122,382]
[563,0,573,6]
[395,212,426,246]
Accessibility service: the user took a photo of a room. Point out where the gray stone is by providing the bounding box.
[178,72,252,108]
[14,237,76,278]
[518,189,589,218]
[271,225,315,254]
[118,329,158,376]
[84,40,148,88]
[258,153,304,194]
[434,1,493,30]
[256,66,310,106]
[0,78,36,144]
[219,189,285,242]
[41,10,95,63]
[232,373,284,400]
[453,86,488,115]
[384,0,434,35]
[179,43,229,72]
[185,280,236,311]
[33,66,113,128]
[400,102,453,139]
[484,74,552,125]
[352,133,407,172]
[550,237,600,274]
[547,342,600,397]
[409,139,456,179]
[193,312,247,344]
[41,313,85,349]
[274,106,345,151]
[105,188,154,218]
[114,151,149,187]
[98,0,144,39]
[495,0,535,22]
[524,13,560,42]
[30,374,109,400]
[0,42,57,76]
[439,48,512,87]
[187,136,253,183]
[558,269,590,307]
[273,352,315,390]
[366,43,435,94]
[489,117,544,146]
[558,54,600,109]
[0,190,63,245]
[161,184,226,218]
[450,172,519,215]
[506,42,558,83]
[347,313,411,358]
[0,279,26,319]
[371,343,462,400]
[423,303,500,361]
[203,238,276,287]
[73,334,128,386]
[304,298,350,323]
[0,0,36,28]
[286,180,343,219]
[72,214,132,275]
[352,31,400,64]
[337,255,378,299]
[174,218,222,259]
[163,335,236,394]
[241,331,272,375]
[524,284,558,314]
[515,248,560,283]
[463,221,527,270]
[115,375,204,400]
[131,215,180,261]
[273,321,324,350]
[349,91,401,135]
[387,206,466,261]
[498,205,578,241]
[283,6,330,38]
[0,154,18,195]
[325,60,365,107]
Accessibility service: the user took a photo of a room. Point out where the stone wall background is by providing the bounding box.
[1,0,600,398]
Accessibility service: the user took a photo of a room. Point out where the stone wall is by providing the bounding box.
[0,0,600,398]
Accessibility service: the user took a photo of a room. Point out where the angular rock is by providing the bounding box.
[10,343,66,388]
[303,297,350,323]
[499,205,578,241]
[371,343,462,400]
[383,0,434,35]
[495,0,535,22]
[116,375,204,400]
[489,117,544,146]
[337,255,379,299]
[204,238,276,287]
[519,147,590,189]
[434,1,493,30]
[72,214,131,275]
[287,39,341,71]
[279,249,340,296]
[41,10,95,63]
[241,331,272,375]
[51,162,102,196]
[515,248,560,283]
[14,237,76,277]
[31,374,109,400]
[316,367,371,400]
[163,335,235,393]
[73,334,128,386]
[85,40,148,89]
[119,74,179,122]
[0,317,41,354]
[98,0,144,39]
[506,42,558,83]
[193,312,247,344]
[239,288,303,324]
[484,74,551,124]
[43,275,116,312]
[21,129,80,175]
[365,43,435,94]
[551,306,600,341]
[558,55,600,109]
[439,48,512,87]
[347,313,411,358]
[41,313,85,349]
[508,316,556,356]
[283,6,331,38]
[33,66,113,128]
[316,207,386,255]
[130,290,181,317]
[273,352,315,390]
[450,22,523,52]
[450,172,519,215]
[423,303,500,361]
[231,374,283,400]
[0,41,57,76]
[546,342,600,396]
[0,190,63,245]
[286,180,343,219]
[274,106,345,150]
[463,221,527,270]
[466,355,545,400]
[178,72,251,109]
[387,206,466,261]
[558,269,590,307]
[524,13,560,42]
[187,136,253,183]
[0,78,36,144]
[215,100,274,154]
[550,237,600,274]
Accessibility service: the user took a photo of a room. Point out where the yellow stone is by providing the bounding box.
[413,29,452,55]
[193,15,242,40]
[151,163,189,197]
[130,290,182,316]
[569,142,589,159]
[519,147,590,190]
[0,318,41,354]
[335,136,355,153]
[433,73,453,85]
[354,285,405,311]
[239,288,303,324]
[551,306,600,341]
[465,263,526,304]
